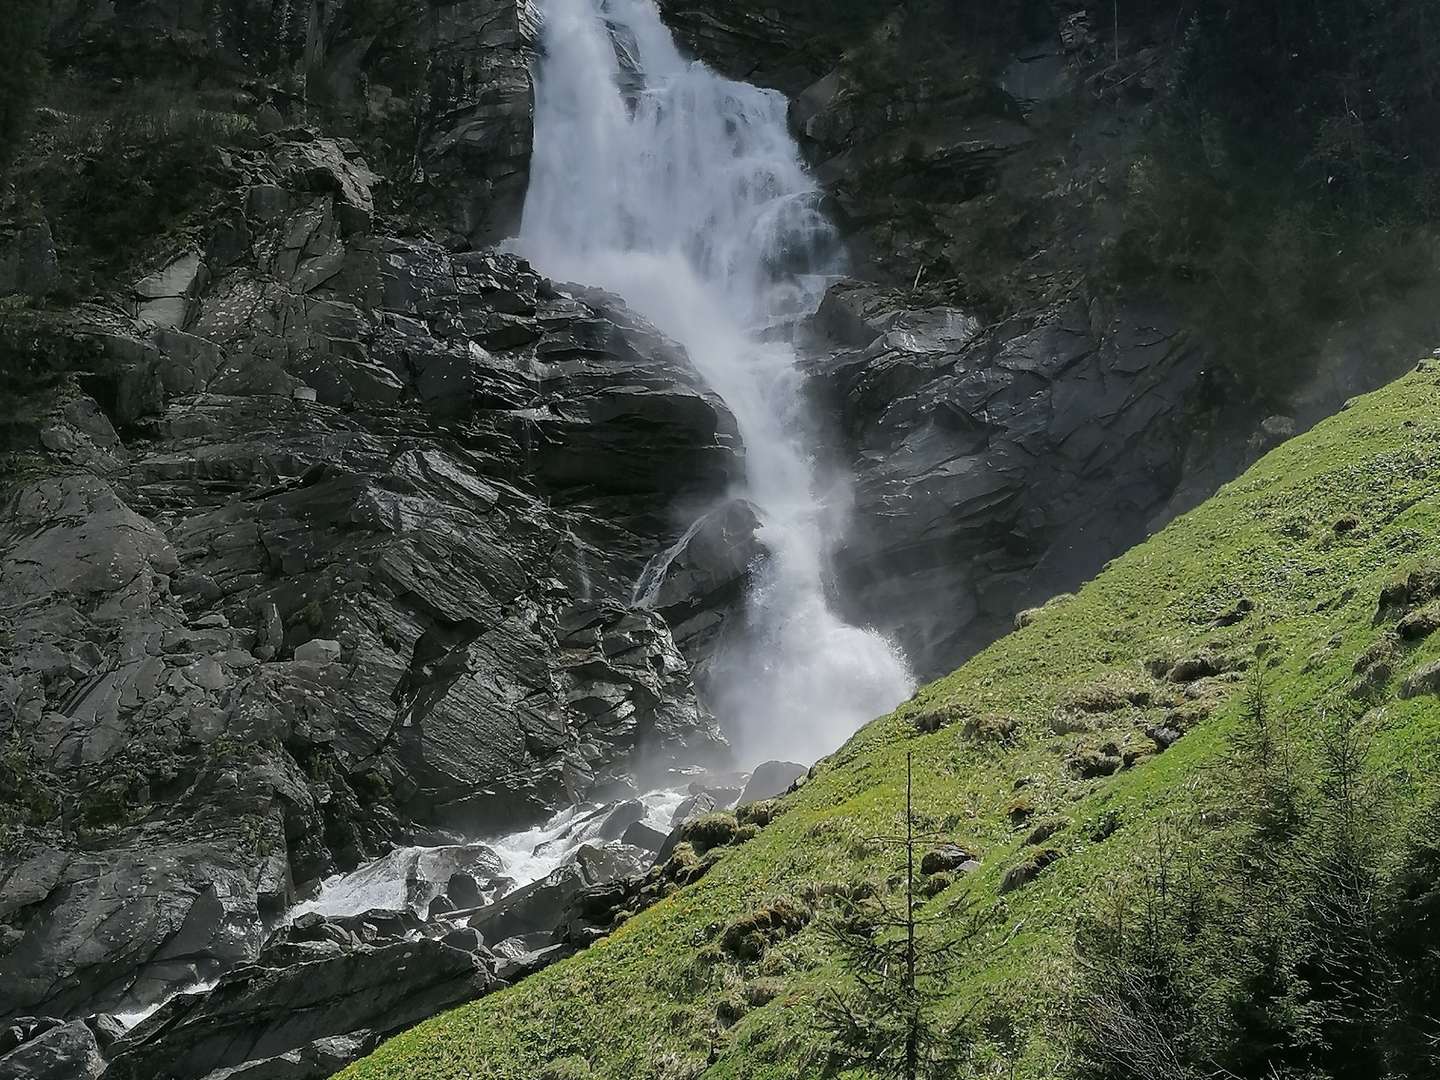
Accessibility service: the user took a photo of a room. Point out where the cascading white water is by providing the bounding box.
[519,0,914,764]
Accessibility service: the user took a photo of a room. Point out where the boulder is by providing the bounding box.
[0,836,273,1023]
[192,1032,371,1079]
[445,873,484,909]
[669,792,717,827]
[272,139,378,231]
[291,639,341,664]
[0,1019,62,1058]
[492,944,576,984]
[595,800,646,842]
[85,1014,128,1050]
[135,252,206,329]
[738,761,808,804]
[570,843,647,885]
[919,844,976,876]
[105,938,491,1080]
[439,927,484,954]
[619,821,667,852]
[467,865,587,945]
[490,933,555,961]
[1401,659,1440,699]
[0,1020,106,1080]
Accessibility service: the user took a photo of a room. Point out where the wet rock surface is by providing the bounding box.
[0,1019,107,1080]
[103,914,491,1080]
[0,115,736,1066]
[807,289,1211,676]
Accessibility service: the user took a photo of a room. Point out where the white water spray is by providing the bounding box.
[519,0,914,763]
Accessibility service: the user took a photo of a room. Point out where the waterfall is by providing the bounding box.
[518,0,914,764]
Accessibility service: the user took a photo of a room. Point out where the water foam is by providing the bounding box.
[519,0,914,765]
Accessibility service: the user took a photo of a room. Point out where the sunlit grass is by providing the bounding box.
[343,363,1440,1079]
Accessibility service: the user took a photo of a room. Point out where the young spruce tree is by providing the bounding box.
[818,752,995,1079]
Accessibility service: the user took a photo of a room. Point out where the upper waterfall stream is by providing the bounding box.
[519,0,915,764]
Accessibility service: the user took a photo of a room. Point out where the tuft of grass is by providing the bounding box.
[682,813,740,853]
[538,1056,593,1080]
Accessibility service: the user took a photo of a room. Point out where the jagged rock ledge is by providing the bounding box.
[0,128,746,1053]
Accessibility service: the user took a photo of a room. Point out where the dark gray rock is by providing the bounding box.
[655,0,881,94]
[0,1020,105,1080]
[321,909,423,946]
[807,293,1214,678]
[197,1032,372,1080]
[669,792,717,827]
[1000,40,1076,106]
[467,865,587,945]
[492,943,575,984]
[105,938,490,1080]
[490,933,555,961]
[0,219,60,300]
[0,834,277,1023]
[291,640,340,664]
[446,873,484,910]
[465,837,645,946]
[439,928,484,954]
[0,123,735,1032]
[1401,659,1440,699]
[414,0,540,245]
[46,0,535,246]
[84,1013,127,1050]
[632,499,763,661]
[919,844,975,876]
[570,843,647,885]
[408,847,505,909]
[738,761,808,804]
[595,800,646,842]
[619,821,667,852]
[0,1019,62,1058]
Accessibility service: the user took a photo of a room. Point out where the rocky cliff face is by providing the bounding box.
[45,0,537,246]
[806,285,1212,673]
[0,54,738,1056]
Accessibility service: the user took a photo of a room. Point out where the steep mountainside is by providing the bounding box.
[344,361,1440,1079]
[2,0,1438,1077]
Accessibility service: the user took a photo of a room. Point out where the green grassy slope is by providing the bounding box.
[342,364,1440,1080]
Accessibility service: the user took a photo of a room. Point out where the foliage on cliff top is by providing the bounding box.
[341,359,1440,1079]
[0,0,48,175]
[4,76,259,292]
[1109,0,1440,395]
